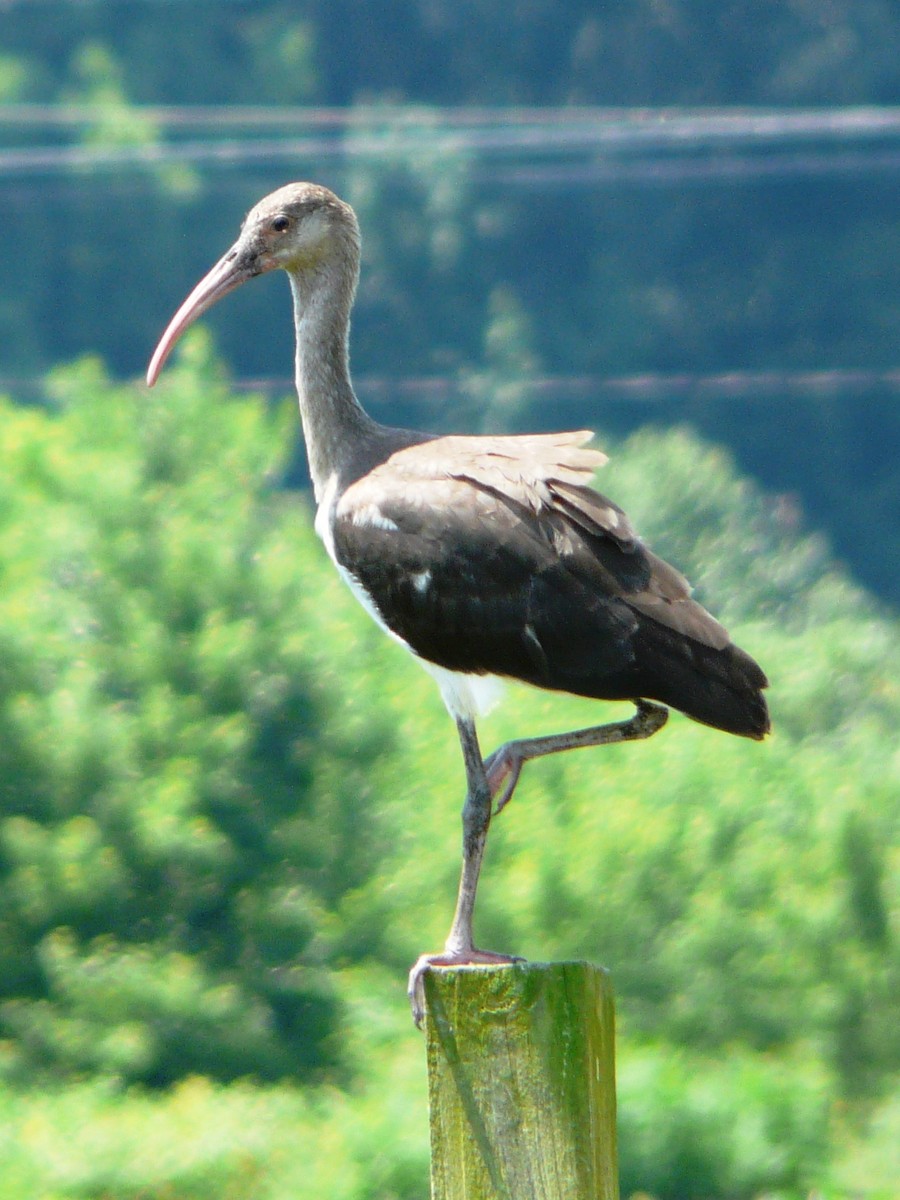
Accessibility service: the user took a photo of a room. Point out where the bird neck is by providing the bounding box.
[288,269,377,502]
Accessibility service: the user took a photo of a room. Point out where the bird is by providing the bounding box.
[147,182,769,1026]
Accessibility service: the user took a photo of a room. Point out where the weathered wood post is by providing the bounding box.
[424,961,618,1200]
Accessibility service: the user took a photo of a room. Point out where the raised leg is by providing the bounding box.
[485,700,669,813]
[407,701,668,1026]
[408,716,520,1026]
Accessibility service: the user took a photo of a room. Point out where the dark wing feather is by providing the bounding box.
[334,475,640,685]
[332,432,769,739]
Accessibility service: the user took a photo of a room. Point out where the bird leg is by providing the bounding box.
[406,702,667,1025]
[485,700,669,814]
[407,715,521,1027]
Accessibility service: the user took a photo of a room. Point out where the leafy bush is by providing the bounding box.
[828,1084,900,1200]
[617,1045,831,1199]
[0,346,895,1194]
[0,341,391,1083]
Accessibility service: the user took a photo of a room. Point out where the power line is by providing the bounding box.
[490,148,900,186]
[247,368,900,403]
[2,106,900,180]
[2,104,900,140]
[6,368,897,402]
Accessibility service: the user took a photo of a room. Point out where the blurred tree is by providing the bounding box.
[0,340,893,1194]
[0,339,391,1084]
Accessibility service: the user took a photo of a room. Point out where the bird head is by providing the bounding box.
[146,182,359,386]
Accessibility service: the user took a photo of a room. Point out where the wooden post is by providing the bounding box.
[424,961,618,1200]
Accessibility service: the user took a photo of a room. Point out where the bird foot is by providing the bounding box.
[484,745,524,814]
[407,948,525,1028]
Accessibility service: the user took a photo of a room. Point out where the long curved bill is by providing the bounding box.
[146,243,258,387]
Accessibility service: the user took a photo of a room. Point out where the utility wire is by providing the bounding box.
[4,369,899,402]
[244,368,900,402]
[2,104,900,138]
[1,106,900,179]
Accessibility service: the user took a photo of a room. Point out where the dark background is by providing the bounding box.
[1,0,899,601]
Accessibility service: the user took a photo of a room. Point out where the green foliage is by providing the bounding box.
[0,6,897,1189]
[0,341,396,1084]
[617,1045,831,1199]
[65,43,161,149]
[828,1083,900,1200]
[0,345,895,1191]
[0,1073,425,1200]
[468,688,900,1090]
[0,968,432,1199]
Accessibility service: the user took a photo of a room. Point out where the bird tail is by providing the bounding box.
[632,623,770,740]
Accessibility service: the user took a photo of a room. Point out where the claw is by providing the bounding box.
[407,950,525,1028]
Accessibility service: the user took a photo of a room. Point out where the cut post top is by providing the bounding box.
[425,961,618,1200]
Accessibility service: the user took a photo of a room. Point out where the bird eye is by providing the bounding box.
[271,215,291,233]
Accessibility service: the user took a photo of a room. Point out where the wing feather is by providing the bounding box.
[329,429,767,735]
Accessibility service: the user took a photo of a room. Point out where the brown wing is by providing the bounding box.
[332,432,768,738]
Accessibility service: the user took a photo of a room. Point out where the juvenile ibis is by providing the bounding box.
[147,182,769,1025]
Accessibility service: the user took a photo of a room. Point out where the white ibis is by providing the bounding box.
[147,182,769,1025]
